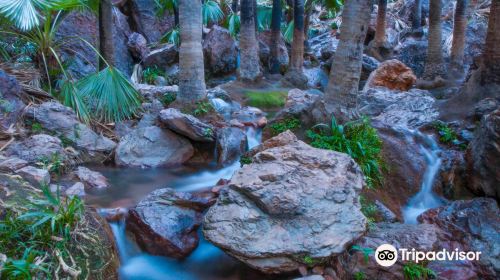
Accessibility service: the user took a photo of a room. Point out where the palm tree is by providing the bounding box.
[178,0,206,101]
[232,0,239,13]
[269,0,282,74]
[325,0,372,121]
[98,0,115,69]
[239,0,261,81]
[450,0,469,76]
[289,0,305,71]
[367,0,389,60]
[423,0,447,80]
[480,0,499,84]
[412,0,422,30]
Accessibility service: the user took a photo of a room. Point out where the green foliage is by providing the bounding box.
[143,66,164,85]
[37,153,65,176]
[403,262,436,280]
[154,0,177,17]
[193,100,214,116]
[269,117,301,135]
[161,26,180,47]
[306,117,383,188]
[351,245,374,264]
[354,271,367,280]
[360,195,378,229]
[203,0,224,25]
[433,121,458,144]
[245,90,287,108]
[30,122,43,133]
[240,156,252,166]
[303,256,314,265]
[224,12,240,37]
[282,20,294,44]
[256,4,272,31]
[161,92,177,106]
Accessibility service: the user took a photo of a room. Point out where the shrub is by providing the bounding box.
[161,92,177,106]
[403,262,435,280]
[306,117,383,188]
[354,271,367,280]
[142,66,164,85]
[245,90,287,109]
[37,153,66,177]
[269,117,301,135]
[360,195,378,228]
[240,156,252,166]
[193,101,214,116]
[433,121,458,144]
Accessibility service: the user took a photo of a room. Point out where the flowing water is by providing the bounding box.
[86,127,271,280]
[402,131,445,224]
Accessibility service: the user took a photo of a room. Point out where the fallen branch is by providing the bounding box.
[55,249,82,279]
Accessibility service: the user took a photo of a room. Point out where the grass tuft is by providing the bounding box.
[244,90,288,109]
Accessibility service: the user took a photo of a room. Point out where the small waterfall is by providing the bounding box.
[402,131,445,224]
[246,126,262,150]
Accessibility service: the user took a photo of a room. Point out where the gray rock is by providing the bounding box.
[258,31,289,72]
[75,167,109,189]
[159,109,215,142]
[6,134,67,164]
[24,102,116,158]
[115,126,194,167]
[375,200,398,223]
[216,127,247,165]
[396,38,427,77]
[16,166,50,186]
[303,67,329,90]
[127,32,149,60]
[203,134,366,273]
[0,70,24,132]
[469,98,499,121]
[135,84,179,102]
[65,182,85,197]
[142,44,178,68]
[0,157,28,172]
[203,26,238,75]
[132,0,175,43]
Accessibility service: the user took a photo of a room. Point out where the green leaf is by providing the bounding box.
[203,0,224,25]
[0,0,50,31]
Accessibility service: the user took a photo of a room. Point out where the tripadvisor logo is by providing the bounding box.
[374,244,482,267]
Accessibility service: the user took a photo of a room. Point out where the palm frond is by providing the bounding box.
[257,4,272,31]
[203,0,224,25]
[282,20,294,44]
[224,12,240,37]
[154,0,177,17]
[0,0,50,31]
[161,26,180,46]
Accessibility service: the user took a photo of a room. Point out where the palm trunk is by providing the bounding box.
[423,0,447,79]
[290,0,304,71]
[174,4,179,26]
[232,0,239,13]
[269,0,282,74]
[374,0,387,46]
[412,0,422,30]
[239,0,261,81]
[304,8,311,52]
[481,0,500,84]
[178,0,206,101]
[450,0,468,75]
[325,0,372,121]
[99,0,115,69]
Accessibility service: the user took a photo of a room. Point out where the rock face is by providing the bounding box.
[127,188,216,259]
[75,167,109,189]
[203,133,366,273]
[24,102,116,157]
[6,134,67,164]
[131,0,175,43]
[127,32,149,60]
[466,109,500,200]
[203,26,238,76]
[159,109,215,142]
[0,157,28,172]
[363,59,416,91]
[115,126,194,167]
[216,127,247,165]
[419,198,500,277]
[0,70,24,132]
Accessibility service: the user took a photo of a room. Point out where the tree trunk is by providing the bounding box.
[325,0,372,121]
[99,0,115,69]
[481,0,500,84]
[374,0,387,45]
[269,0,282,74]
[304,8,311,52]
[423,0,447,79]
[290,0,304,71]
[412,0,422,30]
[232,0,239,13]
[178,0,206,101]
[450,0,468,75]
[239,0,261,81]
[174,4,179,26]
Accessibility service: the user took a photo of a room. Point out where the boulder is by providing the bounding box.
[6,134,67,164]
[303,67,329,90]
[75,167,109,189]
[65,182,86,197]
[115,126,194,167]
[216,127,247,165]
[309,32,339,61]
[0,70,24,132]
[16,166,50,186]
[396,38,427,77]
[127,188,216,259]
[363,59,416,91]
[0,157,28,172]
[142,44,178,68]
[203,26,238,75]
[127,32,149,60]
[468,98,499,122]
[159,109,215,142]
[134,84,178,102]
[258,31,289,72]
[131,0,175,43]
[203,134,366,273]
[282,70,309,90]
[24,102,116,157]
[466,109,500,200]
[419,198,500,277]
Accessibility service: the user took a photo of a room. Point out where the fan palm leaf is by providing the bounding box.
[0,0,50,31]
[203,0,224,25]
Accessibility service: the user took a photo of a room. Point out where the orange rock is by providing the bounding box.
[364,59,417,91]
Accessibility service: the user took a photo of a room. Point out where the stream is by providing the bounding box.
[402,131,445,224]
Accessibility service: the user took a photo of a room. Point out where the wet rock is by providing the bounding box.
[363,59,416,91]
[65,182,85,197]
[16,166,50,186]
[466,109,500,200]
[203,134,366,273]
[0,70,24,132]
[159,109,215,142]
[216,127,247,165]
[127,32,149,60]
[142,44,178,68]
[132,0,175,43]
[419,198,500,277]
[127,188,215,259]
[115,126,194,167]
[24,102,116,157]
[359,87,438,129]
[203,26,238,75]
[0,157,28,172]
[75,167,109,189]
[258,31,289,72]
[231,106,265,124]
[6,134,67,164]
